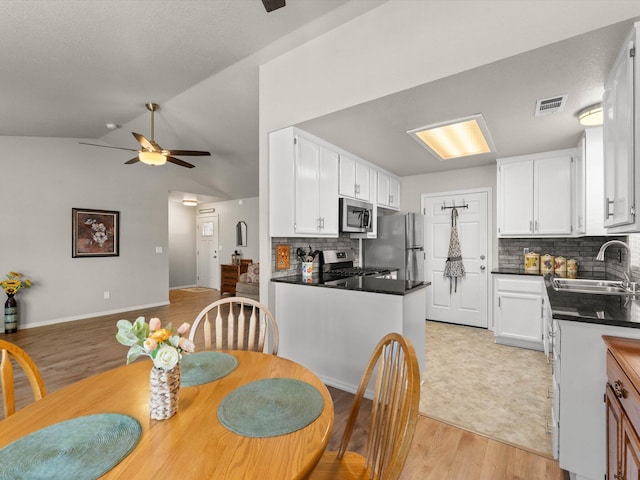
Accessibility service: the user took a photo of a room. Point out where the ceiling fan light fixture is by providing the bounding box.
[577,103,603,126]
[139,151,166,166]
[407,114,495,160]
[182,199,198,207]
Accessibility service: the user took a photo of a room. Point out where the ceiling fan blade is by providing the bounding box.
[166,156,195,169]
[165,149,211,157]
[132,132,162,152]
[124,157,140,165]
[79,142,138,152]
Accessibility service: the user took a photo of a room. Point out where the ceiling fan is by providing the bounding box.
[80,103,211,169]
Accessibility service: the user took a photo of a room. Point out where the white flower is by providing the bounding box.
[179,337,195,353]
[153,345,180,370]
[143,338,157,352]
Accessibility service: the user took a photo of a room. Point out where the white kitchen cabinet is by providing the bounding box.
[269,127,339,237]
[376,170,400,210]
[497,149,575,237]
[350,171,379,239]
[339,154,370,201]
[603,22,638,233]
[584,126,607,236]
[574,134,586,236]
[493,275,543,350]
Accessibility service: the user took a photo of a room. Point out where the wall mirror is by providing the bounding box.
[236,221,247,246]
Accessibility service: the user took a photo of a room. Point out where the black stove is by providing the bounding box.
[320,250,395,281]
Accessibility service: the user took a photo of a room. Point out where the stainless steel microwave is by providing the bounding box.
[339,198,373,233]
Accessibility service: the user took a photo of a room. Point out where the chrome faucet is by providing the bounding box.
[596,240,632,288]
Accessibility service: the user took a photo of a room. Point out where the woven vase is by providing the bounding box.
[149,364,180,420]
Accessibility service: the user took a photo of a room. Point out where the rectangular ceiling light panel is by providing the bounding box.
[407,114,495,161]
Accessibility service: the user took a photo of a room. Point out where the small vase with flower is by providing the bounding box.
[1,272,32,334]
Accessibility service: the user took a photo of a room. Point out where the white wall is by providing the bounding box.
[199,197,259,265]
[0,136,171,329]
[168,201,197,288]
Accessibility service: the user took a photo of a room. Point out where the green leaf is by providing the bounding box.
[169,335,180,348]
[126,345,146,364]
[116,319,132,331]
[116,331,139,346]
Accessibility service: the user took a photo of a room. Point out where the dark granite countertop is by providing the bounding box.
[493,269,640,329]
[271,274,429,296]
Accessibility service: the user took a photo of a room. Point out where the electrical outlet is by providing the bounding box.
[104,291,110,299]
[523,248,529,255]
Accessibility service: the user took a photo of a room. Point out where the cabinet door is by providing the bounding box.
[496,292,542,345]
[355,162,370,201]
[623,416,640,480]
[319,147,339,235]
[606,385,624,480]
[497,161,534,236]
[603,39,635,228]
[294,136,322,234]
[339,154,356,198]
[377,171,390,206]
[574,135,586,236]
[389,176,400,209]
[534,155,574,235]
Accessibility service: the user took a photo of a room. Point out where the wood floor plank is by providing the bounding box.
[2,289,569,479]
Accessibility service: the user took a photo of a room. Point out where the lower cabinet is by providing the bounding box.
[605,337,640,480]
[493,274,543,350]
[220,263,248,295]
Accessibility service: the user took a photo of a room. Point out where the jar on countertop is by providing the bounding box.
[567,259,578,279]
[541,254,554,275]
[555,256,567,278]
[524,252,540,274]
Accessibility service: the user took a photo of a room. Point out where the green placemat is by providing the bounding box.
[218,378,324,438]
[0,413,141,480]
[181,351,238,387]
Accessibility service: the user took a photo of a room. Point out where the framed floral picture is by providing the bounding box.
[72,208,120,258]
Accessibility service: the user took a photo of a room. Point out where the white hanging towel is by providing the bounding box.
[443,207,465,293]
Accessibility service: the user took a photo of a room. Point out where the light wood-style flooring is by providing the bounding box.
[4,288,567,479]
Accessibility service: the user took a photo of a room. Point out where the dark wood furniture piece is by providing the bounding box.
[220,260,251,295]
[604,336,640,480]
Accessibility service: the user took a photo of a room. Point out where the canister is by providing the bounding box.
[554,256,567,278]
[567,259,578,279]
[541,254,554,275]
[524,252,540,274]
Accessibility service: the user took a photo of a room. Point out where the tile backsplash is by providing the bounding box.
[498,236,628,279]
[271,235,359,278]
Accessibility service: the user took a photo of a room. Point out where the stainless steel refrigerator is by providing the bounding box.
[363,213,424,281]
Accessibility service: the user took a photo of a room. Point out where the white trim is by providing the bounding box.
[421,187,494,330]
[169,284,198,290]
[12,301,171,330]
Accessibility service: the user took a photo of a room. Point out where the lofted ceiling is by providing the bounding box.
[3,1,640,203]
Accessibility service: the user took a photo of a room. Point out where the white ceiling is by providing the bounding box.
[3,1,640,203]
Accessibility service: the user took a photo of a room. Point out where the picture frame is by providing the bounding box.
[72,208,120,258]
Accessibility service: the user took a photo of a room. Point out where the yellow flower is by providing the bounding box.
[8,272,21,278]
[150,328,172,342]
[24,280,31,287]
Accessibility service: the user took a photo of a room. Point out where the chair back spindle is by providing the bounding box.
[0,340,46,418]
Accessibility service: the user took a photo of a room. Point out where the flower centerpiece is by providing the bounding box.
[1,272,32,333]
[116,316,195,420]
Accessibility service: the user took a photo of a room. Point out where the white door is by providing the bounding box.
[197,214,219,289]
[423,190,489,328]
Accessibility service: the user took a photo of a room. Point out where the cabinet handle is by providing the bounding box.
[529,220,533,232]
[389,195,393,205]
[317,218,322,230]
[355,184,360,195]
[535,220,539,231]
[613,380,627,399]
[547,387,553,399]
[605,197,614,219]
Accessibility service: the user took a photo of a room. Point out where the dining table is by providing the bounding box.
[0,350,334,479]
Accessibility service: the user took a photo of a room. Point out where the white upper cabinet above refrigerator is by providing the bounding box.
[603,22,638,233]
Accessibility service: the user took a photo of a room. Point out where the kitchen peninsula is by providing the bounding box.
[271,274,428,394]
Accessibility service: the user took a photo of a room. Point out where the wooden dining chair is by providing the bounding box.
[309,333,420,480]
[189,297,279,355]
[0,340,46,418]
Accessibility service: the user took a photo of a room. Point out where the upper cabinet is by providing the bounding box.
[497,149,575,237]
[376,170,400,210]
[339,154,370,201]
[584,126,607,236]
[603,22,638,233]
[269,127,339,237]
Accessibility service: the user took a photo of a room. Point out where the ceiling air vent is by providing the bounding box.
[534,94,568,116]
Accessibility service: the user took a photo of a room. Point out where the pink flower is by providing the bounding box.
[149,317,161,331]
[177,322,191,335]
[143,338,158,352]
[179,337,195,353]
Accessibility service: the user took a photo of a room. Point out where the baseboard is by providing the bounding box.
[12,301,171,330]
[169,284,197,290]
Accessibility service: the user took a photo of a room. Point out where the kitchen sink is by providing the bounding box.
[551,277,635,295]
